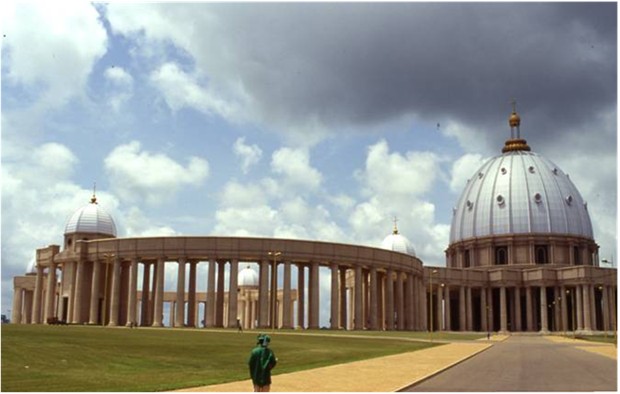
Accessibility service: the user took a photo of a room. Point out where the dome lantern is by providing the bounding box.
[502,100,531,153]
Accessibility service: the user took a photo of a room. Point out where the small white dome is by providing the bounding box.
[238,265,259,287]
[381,226,417,256]
[26,259,37,274]
[64,196,117,237]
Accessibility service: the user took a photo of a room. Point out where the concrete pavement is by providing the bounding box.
[175,336,503,392]
[404,335,617,392]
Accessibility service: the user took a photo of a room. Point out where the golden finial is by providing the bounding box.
[392,216,399,234]
[508,98,521,128]
[502,99,530,153]
[90,182,98,204]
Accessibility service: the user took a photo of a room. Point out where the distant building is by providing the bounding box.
[12,107,616,333]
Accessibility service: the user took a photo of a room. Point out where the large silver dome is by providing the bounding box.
[450,149,593,244]
[64,196,117,237]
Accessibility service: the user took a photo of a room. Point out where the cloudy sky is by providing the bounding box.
[2,2,616,325]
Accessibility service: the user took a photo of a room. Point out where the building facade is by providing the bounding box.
[11,108,617,334]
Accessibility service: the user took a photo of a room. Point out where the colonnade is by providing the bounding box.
[425,283,617,333]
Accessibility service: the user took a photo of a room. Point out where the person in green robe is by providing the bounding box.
[248,334,277,392]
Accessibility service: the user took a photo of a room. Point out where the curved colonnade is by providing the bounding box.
[25,236,425,331]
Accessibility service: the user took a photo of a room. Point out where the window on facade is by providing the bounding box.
[535,245,549,264]
[573,246,581,265]
[495,247,508,265]
[464,250,471,268]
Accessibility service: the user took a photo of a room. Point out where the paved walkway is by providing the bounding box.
[404,335,617,392]
[175,336,504,392]
[545,335,617,359]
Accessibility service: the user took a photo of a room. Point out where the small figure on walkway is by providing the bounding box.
[248,334,277,392]
[237,318,243,333]
[487,332,491,340]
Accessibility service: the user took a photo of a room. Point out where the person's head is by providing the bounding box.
[261,335,271,347]
[256,334,265,345]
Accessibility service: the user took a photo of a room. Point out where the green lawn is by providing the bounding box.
[574,334,618,344]
[1,325,450,392]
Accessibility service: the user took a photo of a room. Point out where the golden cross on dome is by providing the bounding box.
[392,216,399,234]
[90,182,98,204]
[510,98,517,113]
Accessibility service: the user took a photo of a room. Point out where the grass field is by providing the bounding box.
[574,334,618,345]
[1,325,460,392]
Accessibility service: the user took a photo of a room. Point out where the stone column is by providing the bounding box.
[175,258,186,327]
[601,285,609,331]
[88,259,101,324]
[72,260,85,324]
[419,277,427,331]
[480,287,488,332]
[32,265,44,324]
[609,286,616,330]
[44,263,57,323]
[140,263,151,326]
[12,287,23,324]
[206,259,216,327]
[339,268,347,329]
[444,285,451,331]
[576,284,584,331]
[436,285,443,331]
[561,286,568,332]
[215,260,226,327]
[386,269,394,330]
[354,266,363,330]
[67,261,76,322]
[187,261,197,327]
[500,286,507,332]
[228,259,239,328]
[514,287,522,331]
[282,261,292,329]
[152,258,165,327]
[108,257,121,326]
[466,287,473,331]
[540,286,548,332]
[525,286,533,331]
[459,286,466,331]
[589,285,596,330]
[406,273,414,330]
[126,258,138,326]
[297,264,305,329]
[259,260,270,328]
[23,291,33,324]
[309,261,320,329]
[582,284,592,331]
[330,263,339,329]
[396,272,405,330]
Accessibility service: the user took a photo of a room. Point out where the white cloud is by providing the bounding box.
[449,153,486,193]
[104,141,209,205]
[233,137,262,174]
[271,147,322,191]
[104,67,134,87]
[358,140,440,198]
[104,66,134,111]
[150,62,240,120]
[2,2,107,106]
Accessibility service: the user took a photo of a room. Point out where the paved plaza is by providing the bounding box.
[175,335,616,392]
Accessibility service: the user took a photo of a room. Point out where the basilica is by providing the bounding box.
[11,108,617,334]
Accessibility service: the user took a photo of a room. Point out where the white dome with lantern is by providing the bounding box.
[381,220,417,256]
[450,106,593,244]
[64,194,117,237]
[238,265,259,287]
